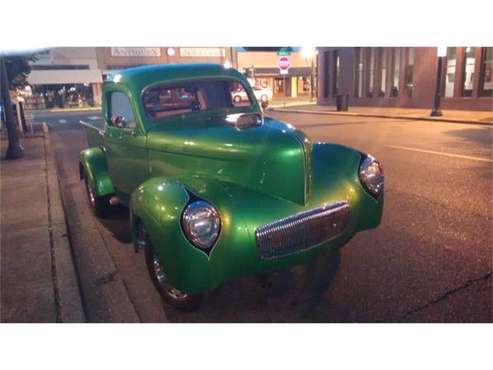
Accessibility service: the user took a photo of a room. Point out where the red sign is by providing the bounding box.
[278,56,290,74]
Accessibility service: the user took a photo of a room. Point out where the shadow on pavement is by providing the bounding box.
[444,126,493,149]
[98,205,133,244]
[164,250,342,323]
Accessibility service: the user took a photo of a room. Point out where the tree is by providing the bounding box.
[5,55,36,89]
[1,54,36,159]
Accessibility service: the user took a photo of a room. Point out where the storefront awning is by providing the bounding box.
[27,69,103,85]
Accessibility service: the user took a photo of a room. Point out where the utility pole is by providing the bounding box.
[1,57,24,159]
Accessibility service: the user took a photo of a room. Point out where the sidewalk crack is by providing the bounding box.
[401,271,493,320]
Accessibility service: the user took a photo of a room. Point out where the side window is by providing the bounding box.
[230,82,251,107]
[109,92,136,129]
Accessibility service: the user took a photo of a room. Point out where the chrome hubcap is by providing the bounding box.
[86,181,95,205]
[152,255,166,283]
[138,226,189,301]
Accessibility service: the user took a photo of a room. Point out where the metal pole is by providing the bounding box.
[431,56,444,117]
[310,56,314,100]
[1,57,24,159]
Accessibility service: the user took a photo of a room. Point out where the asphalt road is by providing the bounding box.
[36,109,493,322]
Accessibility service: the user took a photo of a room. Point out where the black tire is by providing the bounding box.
[138,222,202,311]
[83,176,111,218]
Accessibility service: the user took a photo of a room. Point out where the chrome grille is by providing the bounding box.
[255,201,350,259]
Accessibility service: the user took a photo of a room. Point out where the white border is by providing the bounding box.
[1,0,492,49]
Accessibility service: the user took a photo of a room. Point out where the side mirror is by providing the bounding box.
[261,100,269,110]
[230,113,263,129]
[112,115,127,128]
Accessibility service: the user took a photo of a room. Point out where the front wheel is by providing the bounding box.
[138,222,202,311]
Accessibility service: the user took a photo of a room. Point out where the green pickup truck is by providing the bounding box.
[80,63,384,310]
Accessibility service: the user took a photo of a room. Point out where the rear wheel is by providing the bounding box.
[83,176,111,218]
[137,222,202,311]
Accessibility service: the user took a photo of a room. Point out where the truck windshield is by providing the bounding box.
[142,79,252,120]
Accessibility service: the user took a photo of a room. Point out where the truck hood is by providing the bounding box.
[147,116,312,205]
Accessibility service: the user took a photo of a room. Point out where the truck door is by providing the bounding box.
[104,90,148,198]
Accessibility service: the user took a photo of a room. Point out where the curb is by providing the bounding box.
[268,101,317,109]
[43,122,86,323]
[34,107,101,114]
[268,108,493,126]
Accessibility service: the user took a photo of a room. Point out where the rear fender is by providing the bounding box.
[79,147,115,197]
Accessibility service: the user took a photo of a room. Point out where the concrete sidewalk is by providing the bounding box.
[0,131,85,323]
[269,104,493,125]
[269,97,316,108]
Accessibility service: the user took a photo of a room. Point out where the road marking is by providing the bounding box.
[58,119,67,124]
[87,116,100,121]
[386,145,493,163]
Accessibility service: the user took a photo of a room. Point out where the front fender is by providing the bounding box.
[311,142,384,231]
[79,147,115,197]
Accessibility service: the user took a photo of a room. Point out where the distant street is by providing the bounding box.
[37,109,492,322]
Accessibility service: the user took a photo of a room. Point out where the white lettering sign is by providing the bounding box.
[110,48,161,57]
[179,48,226,58]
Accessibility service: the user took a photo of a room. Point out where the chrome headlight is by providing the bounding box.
[181,200,221,250]
[359,154,384,197]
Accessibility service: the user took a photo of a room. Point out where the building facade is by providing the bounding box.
[26,48,103,109]
[25,47,235,109]
[317,47,493,111]
[237,49,314,98]
[97,47,235,80]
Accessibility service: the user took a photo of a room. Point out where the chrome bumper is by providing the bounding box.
[255,201,351,259]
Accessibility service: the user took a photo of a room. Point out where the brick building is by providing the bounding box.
[317,47,492,111]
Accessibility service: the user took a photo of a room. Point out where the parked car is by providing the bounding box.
[232,85,273,105]
[80,64,384,310]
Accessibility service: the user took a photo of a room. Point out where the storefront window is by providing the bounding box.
[444,48,457,97]
[299,76,310,94]
[463,47,475,96]
[390,48,401,97]
[480,47,493,96]
[26,84,95,109]
[324,51,330,98]
[333,51,340,96]
[355,48,364,98]
[367,48,375,97]
[379,48,387,97]
[404,48,414,88]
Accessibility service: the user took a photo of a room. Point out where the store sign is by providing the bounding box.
[277,49,291,56]
[179,48,226,58]
[110,48,161,57]
[278,56,290,75]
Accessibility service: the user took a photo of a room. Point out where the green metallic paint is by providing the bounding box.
[81,64,384,294]
[79,147,115,197]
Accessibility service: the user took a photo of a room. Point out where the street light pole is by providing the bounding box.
[431,47,447,117]
[1,57,24,159]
